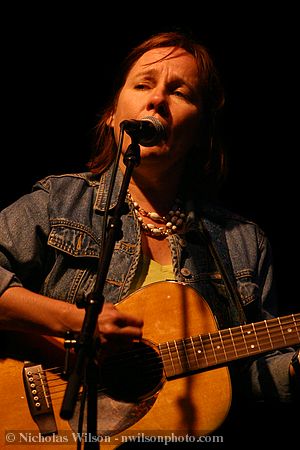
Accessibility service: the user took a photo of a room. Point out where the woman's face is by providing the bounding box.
[111,47,203,171]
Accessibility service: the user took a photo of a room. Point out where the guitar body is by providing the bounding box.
[0,333,75,449]
[0,281,232,448]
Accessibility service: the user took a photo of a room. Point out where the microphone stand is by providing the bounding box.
[59,139,141,449]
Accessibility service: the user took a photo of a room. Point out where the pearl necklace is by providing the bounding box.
[127,191,186,239]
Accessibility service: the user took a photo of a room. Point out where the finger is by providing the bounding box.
[100,303,144,328]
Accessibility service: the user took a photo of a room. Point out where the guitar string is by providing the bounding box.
[39,375,112,402]
[40,314,299,376]
[42,316,300,376]
[37,320,299,404]
[41,332,299,391]
[91,313,300,365]
[38,316,300,394]
[30,316,299,411]
[72,315,300,368]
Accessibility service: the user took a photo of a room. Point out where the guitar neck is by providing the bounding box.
[159,313,300,379]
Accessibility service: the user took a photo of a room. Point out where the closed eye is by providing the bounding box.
[134,83,151,90]
[173,90,187,98]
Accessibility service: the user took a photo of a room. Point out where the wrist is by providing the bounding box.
[290,349,300,375]
[289,348,300,395]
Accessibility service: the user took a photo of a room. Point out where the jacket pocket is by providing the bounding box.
[41,223,100,303]
[48,222,101,258]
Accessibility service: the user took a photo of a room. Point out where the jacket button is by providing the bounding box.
[180,268,191,277]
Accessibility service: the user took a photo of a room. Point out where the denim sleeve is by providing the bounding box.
[0,188,51,295]
[238,350,295,403]
[251,231,296,402]
[227,223,297,403]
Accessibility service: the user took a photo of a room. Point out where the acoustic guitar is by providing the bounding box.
[0,281,299,449]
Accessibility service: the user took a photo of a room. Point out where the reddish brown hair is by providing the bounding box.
[87,31,226,198]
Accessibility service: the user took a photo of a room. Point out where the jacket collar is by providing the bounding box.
[94,164,124,212]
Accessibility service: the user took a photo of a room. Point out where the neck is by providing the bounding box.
[124,163,185,215]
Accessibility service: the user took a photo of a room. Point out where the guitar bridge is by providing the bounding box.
[23,362,57,435]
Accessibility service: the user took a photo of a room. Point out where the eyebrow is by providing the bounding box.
[132,67,160,79]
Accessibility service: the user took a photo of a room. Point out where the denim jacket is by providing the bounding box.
[0,168,295,404]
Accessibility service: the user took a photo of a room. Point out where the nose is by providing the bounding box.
[146,86,169,117]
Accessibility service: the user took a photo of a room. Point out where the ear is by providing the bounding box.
[106,112,115,128]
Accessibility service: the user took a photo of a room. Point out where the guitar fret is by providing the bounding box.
[239,323,261,354]
[159,312,300,379]
[252,320,283,351]
[252,323,261,351]
[269,317,285,346]
[292,315,300,341]
[187,333,227,368]
[173,340,183,371]
[240,324,250,356]
[276,316,299,345]
[180,339,191,370]
[175,339,193,373]
[261,321,278,350]
[232,326,251,356]
[264,320,274,349]
[159,341,176,377]
[186,336,208,370]
[208,334,217,364]
[264,316,296,348]
[217,328,238,360]
[236,324,249,354]
[189,336,200,368]
[285,315,299,343]
[195,331,227,366]
[205,332,227,365]
[278,317,287,345]
[217,330,227,361]
[193,335,208,367]
[194,334,211,366]
[230,328,238,357]
[201,334,215,365]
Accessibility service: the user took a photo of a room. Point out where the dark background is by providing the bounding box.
[2,5,298,314]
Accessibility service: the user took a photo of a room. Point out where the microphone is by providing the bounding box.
[120,116,166,147]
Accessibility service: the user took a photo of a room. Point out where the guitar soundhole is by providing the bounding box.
[100,340,163,402]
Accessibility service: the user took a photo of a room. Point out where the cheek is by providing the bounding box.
[174,118,200,147]
[114,90,139,119]
[172,101,201,131]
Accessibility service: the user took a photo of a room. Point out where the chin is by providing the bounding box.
[140,143,170,156]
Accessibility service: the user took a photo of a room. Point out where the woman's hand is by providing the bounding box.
[93,303,144,361]
[97,303,143,346]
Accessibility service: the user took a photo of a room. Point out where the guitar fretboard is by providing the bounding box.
[159,313,300,379]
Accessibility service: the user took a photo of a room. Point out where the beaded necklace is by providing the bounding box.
[127,191,186,239]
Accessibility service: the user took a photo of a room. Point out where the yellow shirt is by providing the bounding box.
[129,255,175,293]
